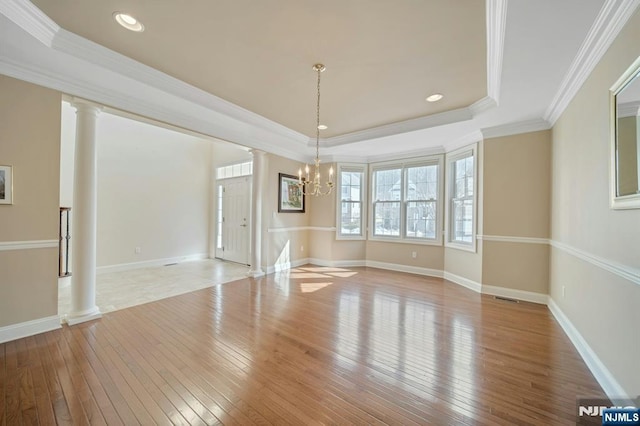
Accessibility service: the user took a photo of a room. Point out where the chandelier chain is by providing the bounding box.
[316,65,321,160]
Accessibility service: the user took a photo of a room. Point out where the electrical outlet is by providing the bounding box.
[562,286,566,298]
[412,251,417,259]
[301,245,304,252]
[135,247,141,254]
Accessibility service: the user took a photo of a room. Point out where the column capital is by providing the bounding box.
[70,98,103,116]
[249,148,267,158]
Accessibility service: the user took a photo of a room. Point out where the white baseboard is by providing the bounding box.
[97,253,208,274]
[482,284,548,304]
[366,260,443,278]
[443,271,482,293]
[547,298,630,402]
[0,315,61,344]
[307,258,367,268]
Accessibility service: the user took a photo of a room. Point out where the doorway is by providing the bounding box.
[215,176,251,265]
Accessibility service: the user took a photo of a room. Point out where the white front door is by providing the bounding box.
[217,176,250,264]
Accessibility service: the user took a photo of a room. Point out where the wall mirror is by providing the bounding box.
[610,55,640,209]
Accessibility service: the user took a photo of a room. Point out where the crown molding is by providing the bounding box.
[443,130,484,153]
[50,28,307,145]
[0,0,59,47]
[469,96,497,116]
[544,0,640,125]
[618,101,640,118]
[321,107,473,148]
[481,118,551,139]
[486,0,508,104]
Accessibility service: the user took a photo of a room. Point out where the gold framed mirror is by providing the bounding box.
[610,55,640,209]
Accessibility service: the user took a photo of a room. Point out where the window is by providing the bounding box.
[337,164,367,239]
[446,145,477,250]
[216,161,252,180]
[370,156,442,243]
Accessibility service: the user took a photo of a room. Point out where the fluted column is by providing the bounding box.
[67,99,102,325]
[248,149,267,277]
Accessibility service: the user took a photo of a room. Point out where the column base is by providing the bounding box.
[64,308,102,326]
[247,269,265,278]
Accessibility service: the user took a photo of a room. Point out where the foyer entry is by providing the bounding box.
[215,175,251,265]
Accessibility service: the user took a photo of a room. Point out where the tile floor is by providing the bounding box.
[58,258,249,315]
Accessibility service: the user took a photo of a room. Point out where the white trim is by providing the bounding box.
[323,108,473,148]
[443,271,483,293]
[0,240,58,251]
[544,0,640,125]
[547,298,630,401]
[365,260,444,279]
[0,315,61,344]
[63,311,102,326]
[0,0,59,47]
[482,284,548,304]
[617,100,640,118]
[267,226,336,233]
[97,253,208,275]
[550,240,640,286]
[307,258,367,268]
[481,119,551,139]
[486,0,508,105]
[469,96,498,116]
[445,144,478,252]
[478,235,550,245]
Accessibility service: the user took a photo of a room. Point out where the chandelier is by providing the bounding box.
[298,63,334,196]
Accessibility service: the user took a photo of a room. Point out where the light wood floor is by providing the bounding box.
[1,266,607,425]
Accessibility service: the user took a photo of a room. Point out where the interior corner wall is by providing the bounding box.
[60,103,213,269]
[481,130,551,295]
[444,141,484,285]
[264,153,310,270]
[0,75,61,327]
[550,8,640,396]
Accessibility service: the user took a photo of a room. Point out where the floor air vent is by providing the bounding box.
[494,296,519,303]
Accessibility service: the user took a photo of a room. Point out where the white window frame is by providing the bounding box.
[368,155,444,245]
[445,143,478,252]
[336,163,367,240]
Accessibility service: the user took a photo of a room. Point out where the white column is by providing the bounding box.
[248,149,267,277]
[67,99,102,325]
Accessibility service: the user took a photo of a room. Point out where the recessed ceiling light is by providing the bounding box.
[426,93,444,102]
[113,12,144,32]
[317,124,328,130]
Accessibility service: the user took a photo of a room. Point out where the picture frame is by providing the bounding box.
[278,173,305,213]
[0,165,13,205]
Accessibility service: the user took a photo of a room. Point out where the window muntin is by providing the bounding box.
[451,155,474,244]
[340,170,363,235]
[373,168,402,236]
[405,165,438,239]
[337,165,367,239]
[370,158,441,242]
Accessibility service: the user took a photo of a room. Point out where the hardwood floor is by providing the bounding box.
[1,266,607,425]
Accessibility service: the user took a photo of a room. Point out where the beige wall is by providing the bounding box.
[551,8,640,396]
[481,131,551,294]
[61,103,213,267]
[483,131,551,237]
[0,75,61,327]
[617,116,638,195]
[264,153,310,269]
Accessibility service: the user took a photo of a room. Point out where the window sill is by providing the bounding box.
[368,236,442,246]
[445,240,477,253]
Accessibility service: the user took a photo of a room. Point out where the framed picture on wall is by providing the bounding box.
[0,165,13,205]
[278,173,305,213]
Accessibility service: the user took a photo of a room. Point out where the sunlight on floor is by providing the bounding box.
[300,282,333,293]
